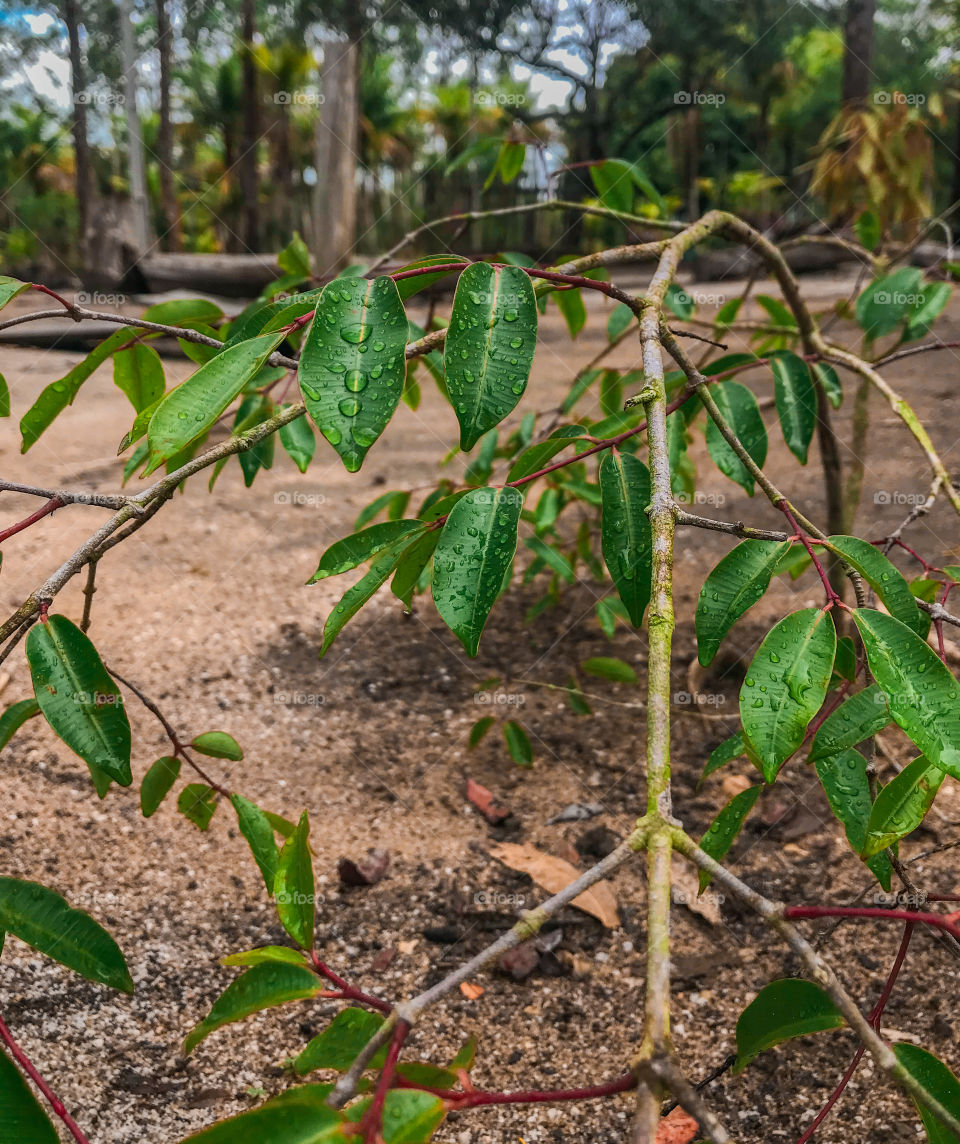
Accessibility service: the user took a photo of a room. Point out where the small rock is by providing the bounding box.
[338,849,390,886]
[498,941,540,980]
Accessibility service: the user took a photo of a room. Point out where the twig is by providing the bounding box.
[0,1013,92,1144]
[80,559,98,633]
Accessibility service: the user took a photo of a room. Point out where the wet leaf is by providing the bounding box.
[696,540,791,666]
[599,452,652,626]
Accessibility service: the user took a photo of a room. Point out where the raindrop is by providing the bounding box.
[345,370,368,393]
[339,398,362,417]
[321,425,343,445]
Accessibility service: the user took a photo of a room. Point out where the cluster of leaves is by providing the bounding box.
[3,230,960,1142]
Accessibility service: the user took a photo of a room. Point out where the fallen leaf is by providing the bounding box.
[671,858,721,925]
[719,773,751,799]
[656,1107,699,1144]
[467,778,510,824]
[338,848,390,886]
[460,982,484,999]
[370,948,396,973]
[488,841,620,928]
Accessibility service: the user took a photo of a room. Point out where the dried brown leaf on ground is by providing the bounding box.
[655,1107,700,1143]
[489,841,620,928]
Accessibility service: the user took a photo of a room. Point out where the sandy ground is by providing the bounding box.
[0,272,959,1143]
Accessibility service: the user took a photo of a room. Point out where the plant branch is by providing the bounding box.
[0,1014,92,1144]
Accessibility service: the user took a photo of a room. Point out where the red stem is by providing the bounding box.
[779,505,844,608]
[784,905,960,938]
[310,953,390,1014]
[356,1021,410,1142]
[31,283,75,311]
[0,1014,92,1144]
[0,496,63,544]
[794,922,914,1143]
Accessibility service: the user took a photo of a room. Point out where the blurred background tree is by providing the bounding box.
[0,0,954,280]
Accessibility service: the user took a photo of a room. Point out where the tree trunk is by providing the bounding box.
[841,0,876,106]
[313,37,359,274]
[119,0,149,253]
[155,0,181,250]
[239,0,260,250]
[63,0,93,276]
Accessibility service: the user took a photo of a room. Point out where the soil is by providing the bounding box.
[0,271,959,1144]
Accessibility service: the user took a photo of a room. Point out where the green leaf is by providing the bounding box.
[294,1007,387,1075]
[0,1043,59,1144]
[590,159,634,214]
[394,256,469,301]
[554,288,587,339]
[696,540,791,666]
[309,521,426,584]
[893,1043,960,1144]
[809,684,890,760]
[0,877,133,992]
[705,381,768,495]
[566,675,592,715]
[826,536,923,634]
[0,372,9,417]
[221,946,308,968]
[278,232,312,279]
[432,487,523,657]
[521,536,572,583]
[357,490,411,529]
[856,267,924,339]
[178,783,217,830]
[113,343,165,413]
[503,720,533,766]
[298,276,408,472]
[381,1090,446,1143]
[0,698,41,751]
[183,962,323,1054]
[906,283,952,341]
[665,283,694,319]
[854,209,881,252]
[740,608,837,782]
[391,531,440,609]
[714,297,743,330]
[581,656,637,683]
[815,749,892,888]
[179,1085,345,1143]
[770,352,817,464]
[0,276,29,312]
[701,731,746,781]
[26,615,131,786]
[21,327,139,452]
[191,731,243,761]
[697,785,761,891]
[607,302,633,342]
[863,755,944,857]
[506,426,585,482]
[279,413,316,473]
[852,609,960,777]
[755,295,797,329]
[599,452,652,627]
[444,262,537,450]
[231,794,280,892]
[142,298,223,327]
[275,811,315,950]
[145,331,284,474]
[140,756,181,817]
[489,140,525,186]
[734,979,844,1070]
[469,716,495,748]
[318,536,416,657]
[812,361,843,408]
